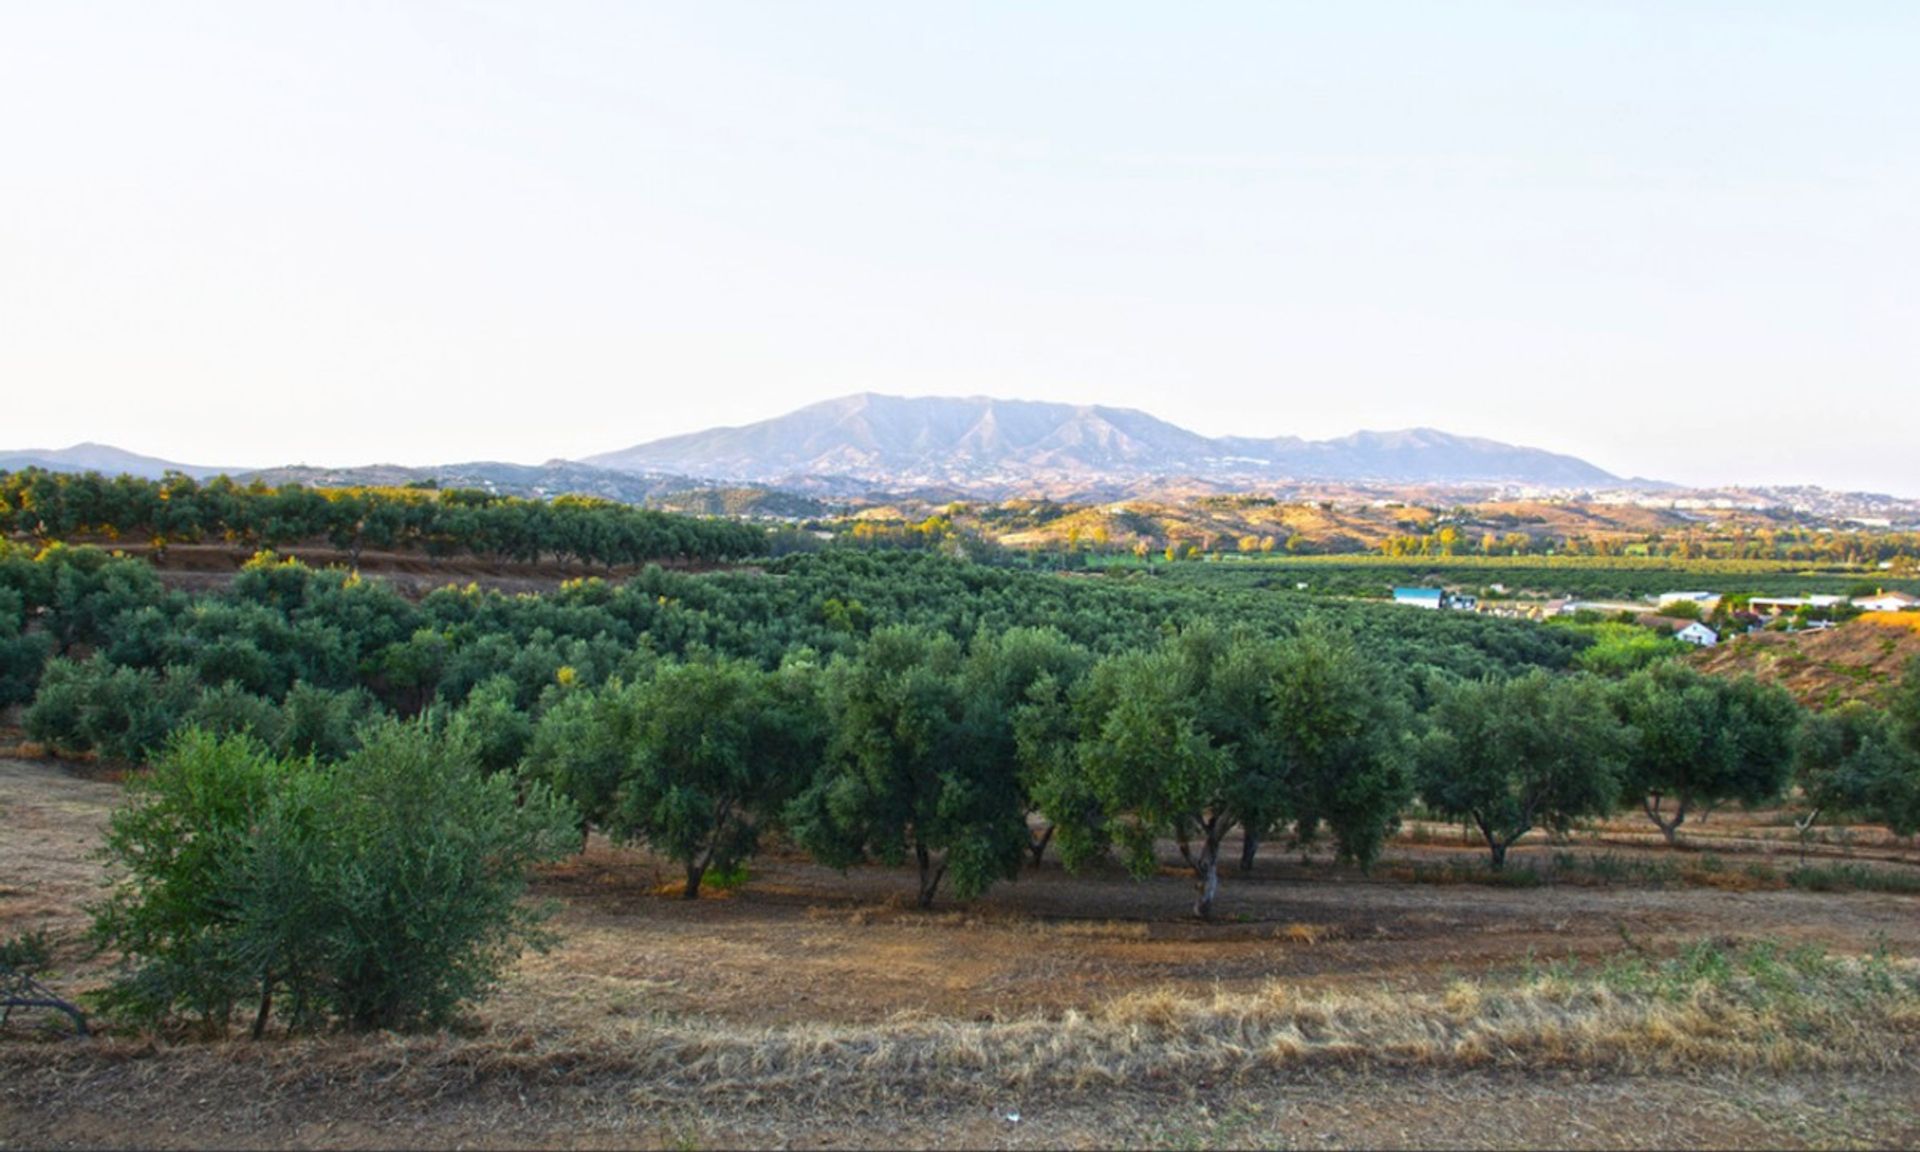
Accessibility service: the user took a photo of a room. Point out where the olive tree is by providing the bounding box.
[607,658,824,898]
[1417,670,1624,870]
[1795,702,1920,838]
[1050,627,1408,920]
[786,627,1028,908]
[1612,663,1800,844]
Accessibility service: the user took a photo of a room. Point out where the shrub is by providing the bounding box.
[25,656,195,762]
[91,724,578,1036]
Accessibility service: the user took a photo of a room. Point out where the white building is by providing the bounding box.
[1855,591,1919,613]
[1673,621,1719,648]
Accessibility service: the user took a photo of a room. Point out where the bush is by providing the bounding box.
[0,587,52,706]
[91,724,578,1035]
[24,656,195,762]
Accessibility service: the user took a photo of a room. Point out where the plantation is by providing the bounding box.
[4,506,1920,1147]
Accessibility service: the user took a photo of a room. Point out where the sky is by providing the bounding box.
[3,2,1916,493]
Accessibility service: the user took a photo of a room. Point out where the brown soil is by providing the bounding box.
[36,539,741,599]
[1693,616,1920,710]
[4,757,1918,1149]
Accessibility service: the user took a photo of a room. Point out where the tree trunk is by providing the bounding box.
[1478,816,1518,872]
[1239,827,1260,875]
[1028,823,1054,869]
[251,974,274,1040]
[915,843,945,910]
[1644,795,1687,845]
[682,861,705,900]
[1193,844,1221,920]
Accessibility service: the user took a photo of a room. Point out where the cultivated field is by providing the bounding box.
[5,754,1920,1149]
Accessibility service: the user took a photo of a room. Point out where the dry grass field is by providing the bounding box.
[5,753,1920,1149]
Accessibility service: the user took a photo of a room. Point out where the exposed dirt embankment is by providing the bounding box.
[10,538,749,599]
[1693,615,1920,709]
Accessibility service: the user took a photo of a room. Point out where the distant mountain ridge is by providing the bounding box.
[584,393,1619,490]
[0,442,233,481]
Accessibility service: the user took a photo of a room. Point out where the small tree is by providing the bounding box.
[608,658,823,898]
[1612,663,1800,844]
[1049,627,1407,919]
[92,724,577,1036]
[787,627,1028,908]
[1795,702,1920,838]
[1418,671,1624,870]
[521,676,647,842]
[1066,641,1237,918]
[1252,628,1410,873]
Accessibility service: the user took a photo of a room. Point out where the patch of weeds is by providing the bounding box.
[1786,863,1920,894]
[703,863,751,892]
[1550,851,1681,887]
[1399,859,1543,888]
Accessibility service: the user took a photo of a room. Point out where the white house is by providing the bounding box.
[1855,591,1919,613]
[1673,621,1719,648]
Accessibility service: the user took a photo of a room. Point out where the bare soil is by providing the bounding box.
[4,756,1918,1149]
[23,538,736,599]
[1693,616,1920,710]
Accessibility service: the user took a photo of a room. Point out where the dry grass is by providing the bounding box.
[11,939,1914,1111]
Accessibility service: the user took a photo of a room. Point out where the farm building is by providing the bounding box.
[1672,621,1719,648]
[1748,596,1849,615]
[1854,591,1918,612]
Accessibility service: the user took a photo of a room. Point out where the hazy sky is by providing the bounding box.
[3,3,1916,493]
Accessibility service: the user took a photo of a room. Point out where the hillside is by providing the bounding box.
[0,442,232,480]
[857,493,1707,555]
[1693,614,1920,709]
[583,393,1621,491]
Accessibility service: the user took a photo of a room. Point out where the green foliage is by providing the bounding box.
[787,627,1030,908]
[1262,628,1412,868]
[183,681,285,746]
[1417,670,1625,868]
[1612,663,1802,843]
[0,469,766,569]
[1558,622,1683,677]
[1794,703,1920,837]
[1893,656,1920,756]
[522,677,647,835]
[0,586,52,706]
[90,725,577,1035]
[606,658,824,897]
[275,682,370,763]
[1047,626,1409,918]
[447,675,533,775]
[316,719,577,1030]
[25,656,196,762]
[1786,862,1920,894]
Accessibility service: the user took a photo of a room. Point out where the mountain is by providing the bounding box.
[583,394,1620,491]
[0,442,233,480]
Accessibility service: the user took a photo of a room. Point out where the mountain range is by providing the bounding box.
[583,394,1620,490]
[2,395,1624,494]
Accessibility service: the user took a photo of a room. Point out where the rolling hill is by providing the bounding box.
[0,442,233,481]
